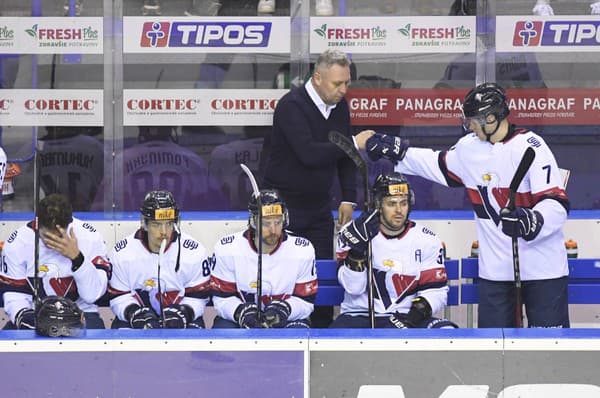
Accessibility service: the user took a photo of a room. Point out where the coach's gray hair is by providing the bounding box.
[315,49,351,72]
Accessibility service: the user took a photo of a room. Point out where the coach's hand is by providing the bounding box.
[500,207,544,241]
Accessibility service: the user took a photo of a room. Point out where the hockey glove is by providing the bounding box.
[389,312,411,329]
[162,305,193,329]
[15,308,36,330]
[500,207,544,241]
[406,297,432,327]
[127,306,161,329]
[344,250,367,272]
[187,318,205,329]
[234,302,262,329]
[339,209,380,254]
[262,300,291,328]
[365,133,409,163]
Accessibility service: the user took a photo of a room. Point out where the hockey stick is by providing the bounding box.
[507,147,536,328]
[328,130,375,329]
[157,238,167,328]
[240,163,263,321]
[33,148,42,313]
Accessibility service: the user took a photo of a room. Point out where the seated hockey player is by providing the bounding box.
[330,172,457,328]
[1,193,111,330]
[108,190,211,329]
[210,189,317,328]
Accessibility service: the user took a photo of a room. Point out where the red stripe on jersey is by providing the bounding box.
[293,279,318,298]
[467,188,483,205]
[186,280,210,294]
[0,274,28,287]
[533,187,568,204]
[209,275,237,294]
[107,285,129,297]
[420,267,448,285]
[49,277,77,297]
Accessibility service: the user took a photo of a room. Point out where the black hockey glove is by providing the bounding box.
[344,250,367,272]
[15,308,36,330]
[389,297,432,328]
[339,209,380,254]
[234,302,262,329]
[262,299,291,328]
[127,306,161,329]
[500,207,544,241]
[162,305,193,329]
[187,318,205,329]
[365,133,409,163]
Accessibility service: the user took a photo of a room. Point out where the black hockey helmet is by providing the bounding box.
[35,296,85,337]
[140,190,179,222]
[461,82,510,133]
[372,172,415,210]
[248,189,289,229]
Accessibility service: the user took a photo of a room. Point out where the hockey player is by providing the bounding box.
[0,146,6,202]
[210,189,317,328]
[356,83,570,328]
[0,193,111,330]
[331,172,456,328]
[108,190,211,329]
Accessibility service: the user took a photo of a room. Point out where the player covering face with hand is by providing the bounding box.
[210,189,317,328]
[108,190,211,329]
[331,172,457,328]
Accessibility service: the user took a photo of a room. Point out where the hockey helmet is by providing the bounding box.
[248,189,289,229]
[35,296,85,337]
[461,82,510,133]
[140,190,179,222]
[371,172,415,210]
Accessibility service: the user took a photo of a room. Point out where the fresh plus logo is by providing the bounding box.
[141,21,170,47]
[514,20,600,47]
[513,21,543,46]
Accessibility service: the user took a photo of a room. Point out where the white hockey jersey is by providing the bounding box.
[395,128,569,281]
[0,146,6,199]
[108,229,211,322]
[0,218,110,322]
[210,230,317,322]
[337,221,448,316]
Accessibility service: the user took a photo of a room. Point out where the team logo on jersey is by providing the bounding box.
[140,21,272,48]
[383,259,395,268]
[250,281,258,289]
[513,20,600,47]
[144,279,157,289]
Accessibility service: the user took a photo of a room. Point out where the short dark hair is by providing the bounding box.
[38,194,73,230]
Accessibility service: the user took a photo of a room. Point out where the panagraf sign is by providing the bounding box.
[0,89,103,125]
[0,17,102,54]
[310,16,475,54]
[347,88,600,126]
[123,89,287,125]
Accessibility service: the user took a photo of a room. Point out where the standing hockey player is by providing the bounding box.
[210,189,317,328]
[0,145,6,203]
[0,193,111,329]
[331,172,456,329]
[356,83,570,328]
[108,190,211,329]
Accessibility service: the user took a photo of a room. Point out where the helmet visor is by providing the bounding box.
[461,114,487,133]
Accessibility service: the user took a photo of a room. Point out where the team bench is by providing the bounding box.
[460,257,600,326]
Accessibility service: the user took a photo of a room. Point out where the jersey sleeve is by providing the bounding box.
[285,245,317,321]
[71,223,110,304]
[414,236,449,315]
[0,228,34,322]
[210,240,243,322]
[396,146,464,188]
[179,239,212,320]
[107,244,140,321]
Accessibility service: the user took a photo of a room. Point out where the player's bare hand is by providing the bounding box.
[354,130,376,150]
[41,225,81,260]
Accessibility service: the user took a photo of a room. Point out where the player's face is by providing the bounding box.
[463,114,496,141]
[380,195,409,230]
[145,219,175,252]
[313,64,351,106]
[260,215,284,247]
